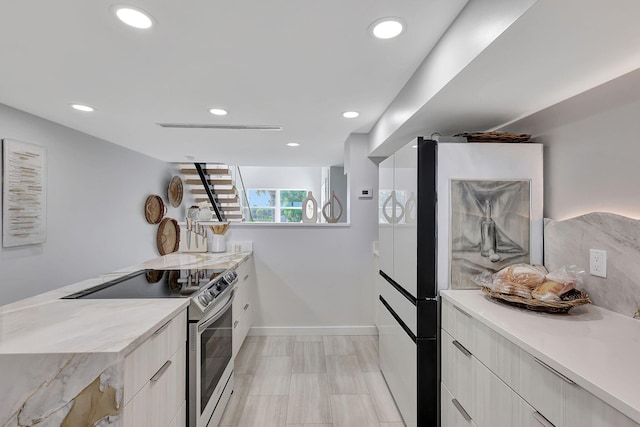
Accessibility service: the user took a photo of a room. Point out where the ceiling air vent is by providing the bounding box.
[156,123,282,131]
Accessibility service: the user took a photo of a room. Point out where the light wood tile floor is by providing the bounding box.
[219,335,404,427]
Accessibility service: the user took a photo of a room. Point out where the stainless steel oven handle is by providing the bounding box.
[198,292,234,333]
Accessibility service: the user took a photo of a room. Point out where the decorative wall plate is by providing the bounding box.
[145,195,167,224]
[168,176,183,208]
[157,217,180,255]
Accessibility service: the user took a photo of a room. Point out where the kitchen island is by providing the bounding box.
[440,289,640,427]
[0,251,251,427]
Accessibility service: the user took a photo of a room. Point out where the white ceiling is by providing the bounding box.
[0,0,468,166]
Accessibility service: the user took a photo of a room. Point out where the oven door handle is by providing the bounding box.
[198,292,234,333]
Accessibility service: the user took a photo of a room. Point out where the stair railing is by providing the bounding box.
[234,165,253,222]
[194,163,225,222]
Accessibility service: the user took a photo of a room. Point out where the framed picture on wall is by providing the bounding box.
[2,139,47,247]
[449,179,531,289]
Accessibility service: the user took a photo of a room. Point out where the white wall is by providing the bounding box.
[228,135,379,333]
[502,68,640,220]
[0,104,178,305]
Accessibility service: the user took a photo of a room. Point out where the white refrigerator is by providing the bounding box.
[377,137,543,426]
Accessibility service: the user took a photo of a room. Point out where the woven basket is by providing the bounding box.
[168,176,183,208]
[156,218,180,255]
[481,286,591,313]
[145,195,167,224]
[454,131,531,143]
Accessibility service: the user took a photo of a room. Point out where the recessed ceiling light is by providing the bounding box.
[113,6,154,29]
[209,108,228,116]
[71,104,94,112]
[342,111,359,119]
[287,142,300,147]
[412,145,418,149]
[370,18,405,39]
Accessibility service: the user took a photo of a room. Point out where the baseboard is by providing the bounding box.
[248,325,378,336]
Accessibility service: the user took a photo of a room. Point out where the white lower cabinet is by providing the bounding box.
[441,299,639,427]
[233,258,255,358]
[122,309,186,427]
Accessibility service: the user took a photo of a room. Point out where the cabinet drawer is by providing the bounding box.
[123,343,186,427]
[123,309,186,404]
[471,318,562,426]
[441,329,474,420]
[471,357,538,427]
[441,299,476,353]
[149,343,186,426]
[441,382,478,427]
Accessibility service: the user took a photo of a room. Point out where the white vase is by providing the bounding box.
[302,191,318,223]
[322,191,343,223]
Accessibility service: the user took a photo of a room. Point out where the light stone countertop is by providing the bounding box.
[0,251,252,426]
[441,289,640,424]
[0,251,252,354]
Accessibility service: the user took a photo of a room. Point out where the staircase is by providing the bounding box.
[179,163,246,221]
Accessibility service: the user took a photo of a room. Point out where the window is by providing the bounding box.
[247,189,307,223]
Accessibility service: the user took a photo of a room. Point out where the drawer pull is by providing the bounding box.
[234,320,239,328]
[453,305,471,318]
[150,360,172,382]
[243,274,249,281]
[534,358,575,385]
[452,340,472,357]
[452,399,472,422]
[532,411,555,427]
[244,303,249,311]
[153,320,171,336]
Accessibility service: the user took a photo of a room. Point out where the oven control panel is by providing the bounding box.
[189,269,238,319]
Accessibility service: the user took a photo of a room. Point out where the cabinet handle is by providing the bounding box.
[153,320,171,336]
[453,305,471,318]
[150,360,172,382]
[244,303,249,311]
[534,358,575,385]
[234,320,239,328]
[451,399,472,422]
[532,411,555,427]
[243,274,249,281]
[452,340,472,357]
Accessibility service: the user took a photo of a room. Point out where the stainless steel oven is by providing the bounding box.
[188,270,238,427]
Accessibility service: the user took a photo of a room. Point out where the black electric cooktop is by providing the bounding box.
[62,268,226,300]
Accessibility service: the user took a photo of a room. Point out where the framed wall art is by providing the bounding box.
[2,139,47,247]
[449,179,531,289]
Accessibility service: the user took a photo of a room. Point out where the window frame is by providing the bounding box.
[246,188,307,223]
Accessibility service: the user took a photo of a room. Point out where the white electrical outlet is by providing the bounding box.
[589,249,607,278]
